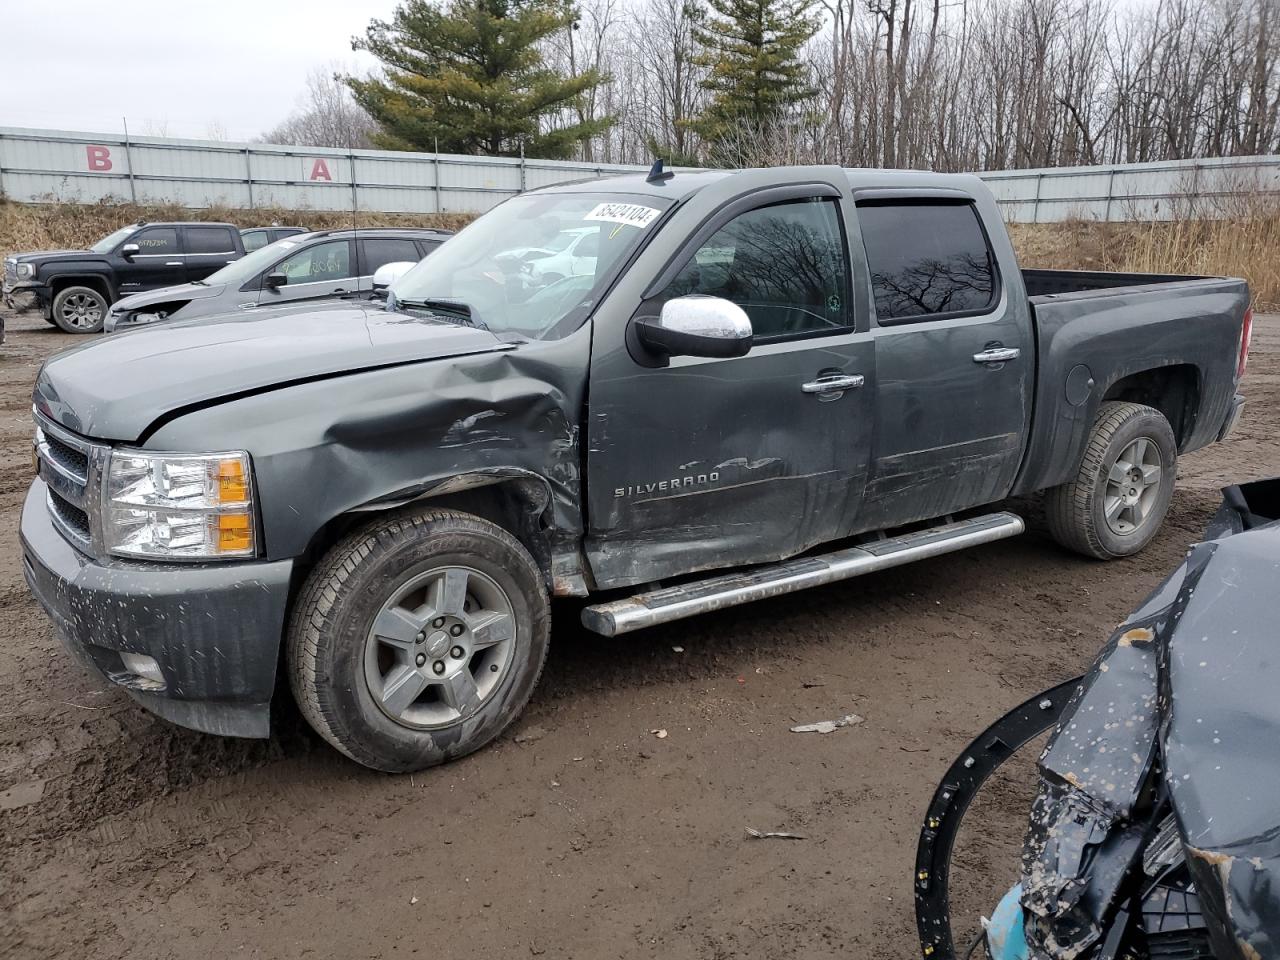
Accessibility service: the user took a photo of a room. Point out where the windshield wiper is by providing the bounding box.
[395,297,489,330]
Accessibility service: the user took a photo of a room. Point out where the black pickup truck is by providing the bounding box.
[3,221,246,333]
[20,166,1251,772]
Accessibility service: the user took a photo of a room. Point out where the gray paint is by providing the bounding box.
[21,165,1251,738]
[1011,479,1280,960]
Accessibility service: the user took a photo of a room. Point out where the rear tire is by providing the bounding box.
[287,508,550,773]
[51,285,108,334]
[1045,401,1177,559]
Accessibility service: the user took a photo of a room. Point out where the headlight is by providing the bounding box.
[104,450,257,559]
[15,263,35,280]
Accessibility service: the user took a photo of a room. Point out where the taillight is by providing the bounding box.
[1238,307,1254,380]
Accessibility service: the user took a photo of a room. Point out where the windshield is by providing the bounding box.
[390,192,671,339]
[91,226,137,253]
[199,235,310,286]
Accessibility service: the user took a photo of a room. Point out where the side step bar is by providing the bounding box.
[580,512,1025,637]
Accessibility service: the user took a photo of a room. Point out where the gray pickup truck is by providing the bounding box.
[21,166,1251,772]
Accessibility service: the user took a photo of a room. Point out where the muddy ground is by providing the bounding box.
[1,311,1274,960]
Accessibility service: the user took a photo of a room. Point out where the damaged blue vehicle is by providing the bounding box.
[916,478,1280,960]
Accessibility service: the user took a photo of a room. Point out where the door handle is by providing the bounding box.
[973,347,1020,364]
[333,287,348,294]
[165,261,183,266]
[802,374,865,395]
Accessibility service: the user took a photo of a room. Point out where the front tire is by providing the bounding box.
[1045,401,1177,559]
[51,285,108,333]
[287,509,550,772]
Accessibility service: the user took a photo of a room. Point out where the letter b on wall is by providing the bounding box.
[86,146,113,172]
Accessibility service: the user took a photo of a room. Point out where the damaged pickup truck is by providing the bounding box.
[21,165,1251,772]
[914,479,1280,960]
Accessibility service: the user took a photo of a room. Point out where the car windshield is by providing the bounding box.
[198,235,309,286]
[389,192,671,340]
[90,226,138,253]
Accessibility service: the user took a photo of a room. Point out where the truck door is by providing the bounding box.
[114,226,183,295]
[852,194,1032,529]
[584,186,875,589]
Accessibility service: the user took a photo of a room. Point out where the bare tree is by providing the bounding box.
[260,63,378,149]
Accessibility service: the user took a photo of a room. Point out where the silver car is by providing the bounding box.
[105,228,451,332]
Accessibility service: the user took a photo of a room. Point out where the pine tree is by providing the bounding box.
[687,0,821,146]
[347,0,613,158]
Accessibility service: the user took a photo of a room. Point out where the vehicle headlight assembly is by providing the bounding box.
[104,450,257,559]
[15,263,35,280]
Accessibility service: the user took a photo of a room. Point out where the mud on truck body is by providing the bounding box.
[21,166,1251,771]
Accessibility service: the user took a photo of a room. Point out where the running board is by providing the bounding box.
[580,512,1025,637]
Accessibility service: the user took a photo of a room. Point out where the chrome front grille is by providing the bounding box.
[34,411,105,554]
[3,260,15,284]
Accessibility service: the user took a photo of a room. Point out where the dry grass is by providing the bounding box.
[0,198,474,253]
[1009,207,1280,310]
[3,197,1275,310]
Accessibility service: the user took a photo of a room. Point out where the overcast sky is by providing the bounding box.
[0,0,400,142]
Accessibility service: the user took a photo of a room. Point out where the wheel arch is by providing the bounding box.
[297,469,560,593]
[1101,362,1201,451]
[49,273,115,304]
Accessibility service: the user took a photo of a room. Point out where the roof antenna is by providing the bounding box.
[646,158,675,183]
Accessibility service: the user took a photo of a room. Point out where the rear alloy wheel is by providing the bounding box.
[288,508,550,772]
[1046,401,1177,559]
[51,286,108,334]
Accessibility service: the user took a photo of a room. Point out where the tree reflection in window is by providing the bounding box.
[857,202,997,321]
[666,199,850,340]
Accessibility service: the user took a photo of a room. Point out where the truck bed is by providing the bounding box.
[1022,268,1207,299]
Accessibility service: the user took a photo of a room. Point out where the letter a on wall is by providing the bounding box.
[308,158,333,181]
[86,146,113,172]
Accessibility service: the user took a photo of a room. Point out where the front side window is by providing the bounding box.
[857,201,997,322]
[664,198,851,341]
[276,240,351,284]
[187,227,236,255]
[131,228,179,256]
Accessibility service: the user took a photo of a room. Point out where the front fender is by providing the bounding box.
[141,331,590,569]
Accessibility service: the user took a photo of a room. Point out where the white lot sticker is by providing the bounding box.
[584,202,662,228]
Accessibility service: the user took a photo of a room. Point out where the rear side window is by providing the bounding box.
[187,226,237,255]
[131,227,179,256]
[664,198,851,342]
[857,201,997,322]
[360,238,420,275]
[242,230,269,252]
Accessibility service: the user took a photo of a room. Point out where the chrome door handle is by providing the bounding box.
[165,261,183,266]
[973,347,1020,364]
[802,374,865,394]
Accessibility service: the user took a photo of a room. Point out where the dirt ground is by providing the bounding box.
[0,311,1274,960]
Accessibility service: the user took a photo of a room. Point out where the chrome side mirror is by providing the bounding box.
[371,261,416,299]
[635,295,753,360]
[120,243,140,260]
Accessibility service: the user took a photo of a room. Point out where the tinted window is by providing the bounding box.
[187,226,237,255]
[131,228,179,256]
[417,240,442,257]
[360,238,420,275]
[276,240,351,284]
[665,198,850,341]
[242,230,269,252]
[857,202,996,321]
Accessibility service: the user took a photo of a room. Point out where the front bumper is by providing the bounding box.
[2,282,47,315]
[20,480,294,738]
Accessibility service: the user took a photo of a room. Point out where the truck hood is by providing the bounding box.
[8,249,101,264]
[34,303,511,441]
[112,281,228,311]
